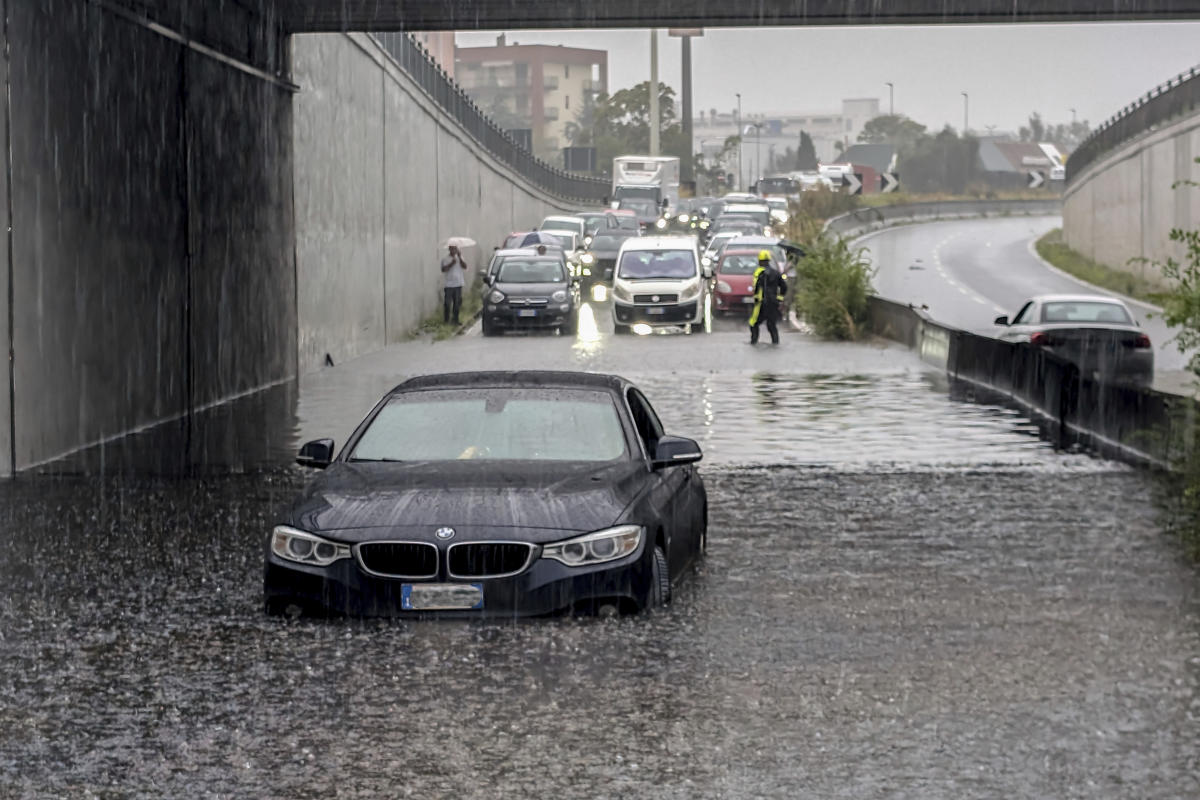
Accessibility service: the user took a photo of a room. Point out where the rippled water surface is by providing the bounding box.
[3,329,1196,797]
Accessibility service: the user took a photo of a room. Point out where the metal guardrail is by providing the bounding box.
[1067,63,1200,183]
[825,198,1063,238]
[867,296,1197,468]
[372,33,609,203]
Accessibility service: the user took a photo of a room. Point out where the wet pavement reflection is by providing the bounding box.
[2,324,1197,797]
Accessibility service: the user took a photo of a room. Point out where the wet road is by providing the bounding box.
[864,216,1193,386]
[2,306,1198,797]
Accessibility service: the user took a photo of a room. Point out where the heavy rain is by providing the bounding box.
[2,1,1200,797]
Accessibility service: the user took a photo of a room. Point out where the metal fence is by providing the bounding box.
[372,33,609,203]
[1068,63,1200,183]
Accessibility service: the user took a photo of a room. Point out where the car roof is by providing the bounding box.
[1030,294,1129,306]
[620,236,698,251]
[392,371,630,394]
[542,215,584,223]
[494,248,538,256]
[730,236,781,245]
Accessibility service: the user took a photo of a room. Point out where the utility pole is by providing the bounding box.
[735,92,742,190]
[886,82,893,116]
[649,29,660,156]
[680,34,694,184]
[961,91,969,135]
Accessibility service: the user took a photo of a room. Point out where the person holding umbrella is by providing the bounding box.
[441,243,469,325]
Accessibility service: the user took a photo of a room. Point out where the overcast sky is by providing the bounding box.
[456,23,1200,134]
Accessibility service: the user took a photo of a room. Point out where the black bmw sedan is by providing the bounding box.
[264,371,707,617]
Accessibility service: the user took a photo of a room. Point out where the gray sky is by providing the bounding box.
[456,23,1200,134]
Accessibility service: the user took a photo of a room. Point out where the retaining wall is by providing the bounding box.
[292,34,576,373]
[1063,111,1200,283]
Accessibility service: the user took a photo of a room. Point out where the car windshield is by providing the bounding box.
[1041,301,1133,324]
[618,249,697,280]
[350,388,627,462]
[722,209,770,226]
[542,218,583,236]
[612,215,640,230]
[719,254,760,275]
[615,187,659,203]
[497,259,564,283]
[619,199,658,217]
[591,234,630,250]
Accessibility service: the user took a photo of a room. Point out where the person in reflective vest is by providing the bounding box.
[748,250,787,345]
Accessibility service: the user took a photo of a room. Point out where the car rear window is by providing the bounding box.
[351,389,627,462]
[719,254,758,275]
[1041,301,1133,324]
[497,259,564,283]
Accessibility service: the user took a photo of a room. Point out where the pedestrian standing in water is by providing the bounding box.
[441,244,468,325]
[748,250,787,345]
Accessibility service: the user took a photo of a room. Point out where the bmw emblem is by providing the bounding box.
[435,527,455,540]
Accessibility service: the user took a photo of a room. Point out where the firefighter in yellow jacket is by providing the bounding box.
[748,250,788,345]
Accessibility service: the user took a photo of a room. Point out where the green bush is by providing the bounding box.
[794,234,875,340]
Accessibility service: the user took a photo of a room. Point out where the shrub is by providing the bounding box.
[794,234,875,340]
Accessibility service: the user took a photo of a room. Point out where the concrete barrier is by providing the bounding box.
[292,34,578,373]
[827,198,1063,240]
[867,296,1197,467]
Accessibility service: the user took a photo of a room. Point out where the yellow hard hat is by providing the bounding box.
[758,250,772,262]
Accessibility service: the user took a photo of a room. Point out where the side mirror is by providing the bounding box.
[993,315,1009,326]
[482,273,492,285]
[297,438,335,469]
[651,435,703,469]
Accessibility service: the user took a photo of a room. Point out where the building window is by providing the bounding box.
[565,63,570,78]
[565,95,570,109]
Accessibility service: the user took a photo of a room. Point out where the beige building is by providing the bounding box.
[455,35,608,164]
[411,31,455,79]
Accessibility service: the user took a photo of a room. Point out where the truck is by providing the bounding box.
[611,155,680,212]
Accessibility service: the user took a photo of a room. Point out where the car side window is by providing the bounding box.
[1012,301,1035,325]
[626,389,664,457]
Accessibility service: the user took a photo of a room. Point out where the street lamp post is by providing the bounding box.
[961,91,969,135]
[886,82,894,116]
[1070,107,1077,124]
[649,29,659,156]
[754,123,762,187]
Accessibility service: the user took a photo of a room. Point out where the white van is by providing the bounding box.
[610,236,708,335]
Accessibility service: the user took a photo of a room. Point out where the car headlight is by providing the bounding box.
[542,525,642,566]
[581,253,594,264]
[678,280,702,302]
[552,290,567,302]
[611,282,632,302]
[699,220,710,230]
[716,280,732,293]
[582,267,592,276]
[655,218,667,230]
[271,525,351,567]
[677,214,689,223]
[489,290,505,303]
[583,236,593,246]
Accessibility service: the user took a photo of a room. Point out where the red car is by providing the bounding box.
[713,248,764,314]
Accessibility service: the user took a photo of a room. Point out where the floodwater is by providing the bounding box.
[1,326,1196,797]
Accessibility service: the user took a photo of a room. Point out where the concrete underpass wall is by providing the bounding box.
[1064,112,1200,283]
[292,34,573,372]
[5,0,295,471]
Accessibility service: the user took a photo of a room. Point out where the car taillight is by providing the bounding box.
[1030,331,1051,346]
[1134,333,1151,349]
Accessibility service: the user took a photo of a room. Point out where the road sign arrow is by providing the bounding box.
[881,172,900,193]
[843,172,862,195]
[1027,170,1045,189]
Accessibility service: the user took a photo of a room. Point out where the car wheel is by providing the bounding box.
[699,510,708,555]
[481,317,496,337]
[650,544,671,608]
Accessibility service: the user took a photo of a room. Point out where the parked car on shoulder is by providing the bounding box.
[482,255,580,336]
[265,370,707,618]
[993,294,1153,387]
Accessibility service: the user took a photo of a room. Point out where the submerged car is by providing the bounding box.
[994,294,1154,386]
[264,371,708,617]
[481,256,579,336]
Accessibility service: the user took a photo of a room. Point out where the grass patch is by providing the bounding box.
[1035,228,1167,305]
[859,190,1052,208]
[413,279,484,341]
[793,234,875,340]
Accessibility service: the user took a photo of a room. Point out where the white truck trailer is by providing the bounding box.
[611,155,680,211]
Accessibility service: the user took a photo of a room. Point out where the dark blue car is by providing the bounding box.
[264,371,707,617]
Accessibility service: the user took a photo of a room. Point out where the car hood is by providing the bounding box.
[287,460,646,541]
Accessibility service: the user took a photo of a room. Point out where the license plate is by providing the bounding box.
[742,296,756,303]
[517,309,537,318]
[646,307,666,315]
[401,583,484,611]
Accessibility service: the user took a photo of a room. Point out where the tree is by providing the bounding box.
[795,131,818,171]
[897,125,979,194]
[584,81,697,178]
[858,114,928,155]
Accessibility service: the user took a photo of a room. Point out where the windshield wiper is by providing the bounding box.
[348,457,404,463]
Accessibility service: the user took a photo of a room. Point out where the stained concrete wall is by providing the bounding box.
[1064,112,1200,285]
[292,34,574,372]
[5,0,295,471]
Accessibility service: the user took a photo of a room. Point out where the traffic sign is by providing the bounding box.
[1027,170,1045,189]
[843,172,862,195]
[881,172,900,193]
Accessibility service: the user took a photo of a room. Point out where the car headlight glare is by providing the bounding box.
[271,526,351,567]
[542,525,643,567]
[655,219,667,229]
[552,290,567,302]
[581,253,594,264]
[716,280,732,293]
[489,290,505,303]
